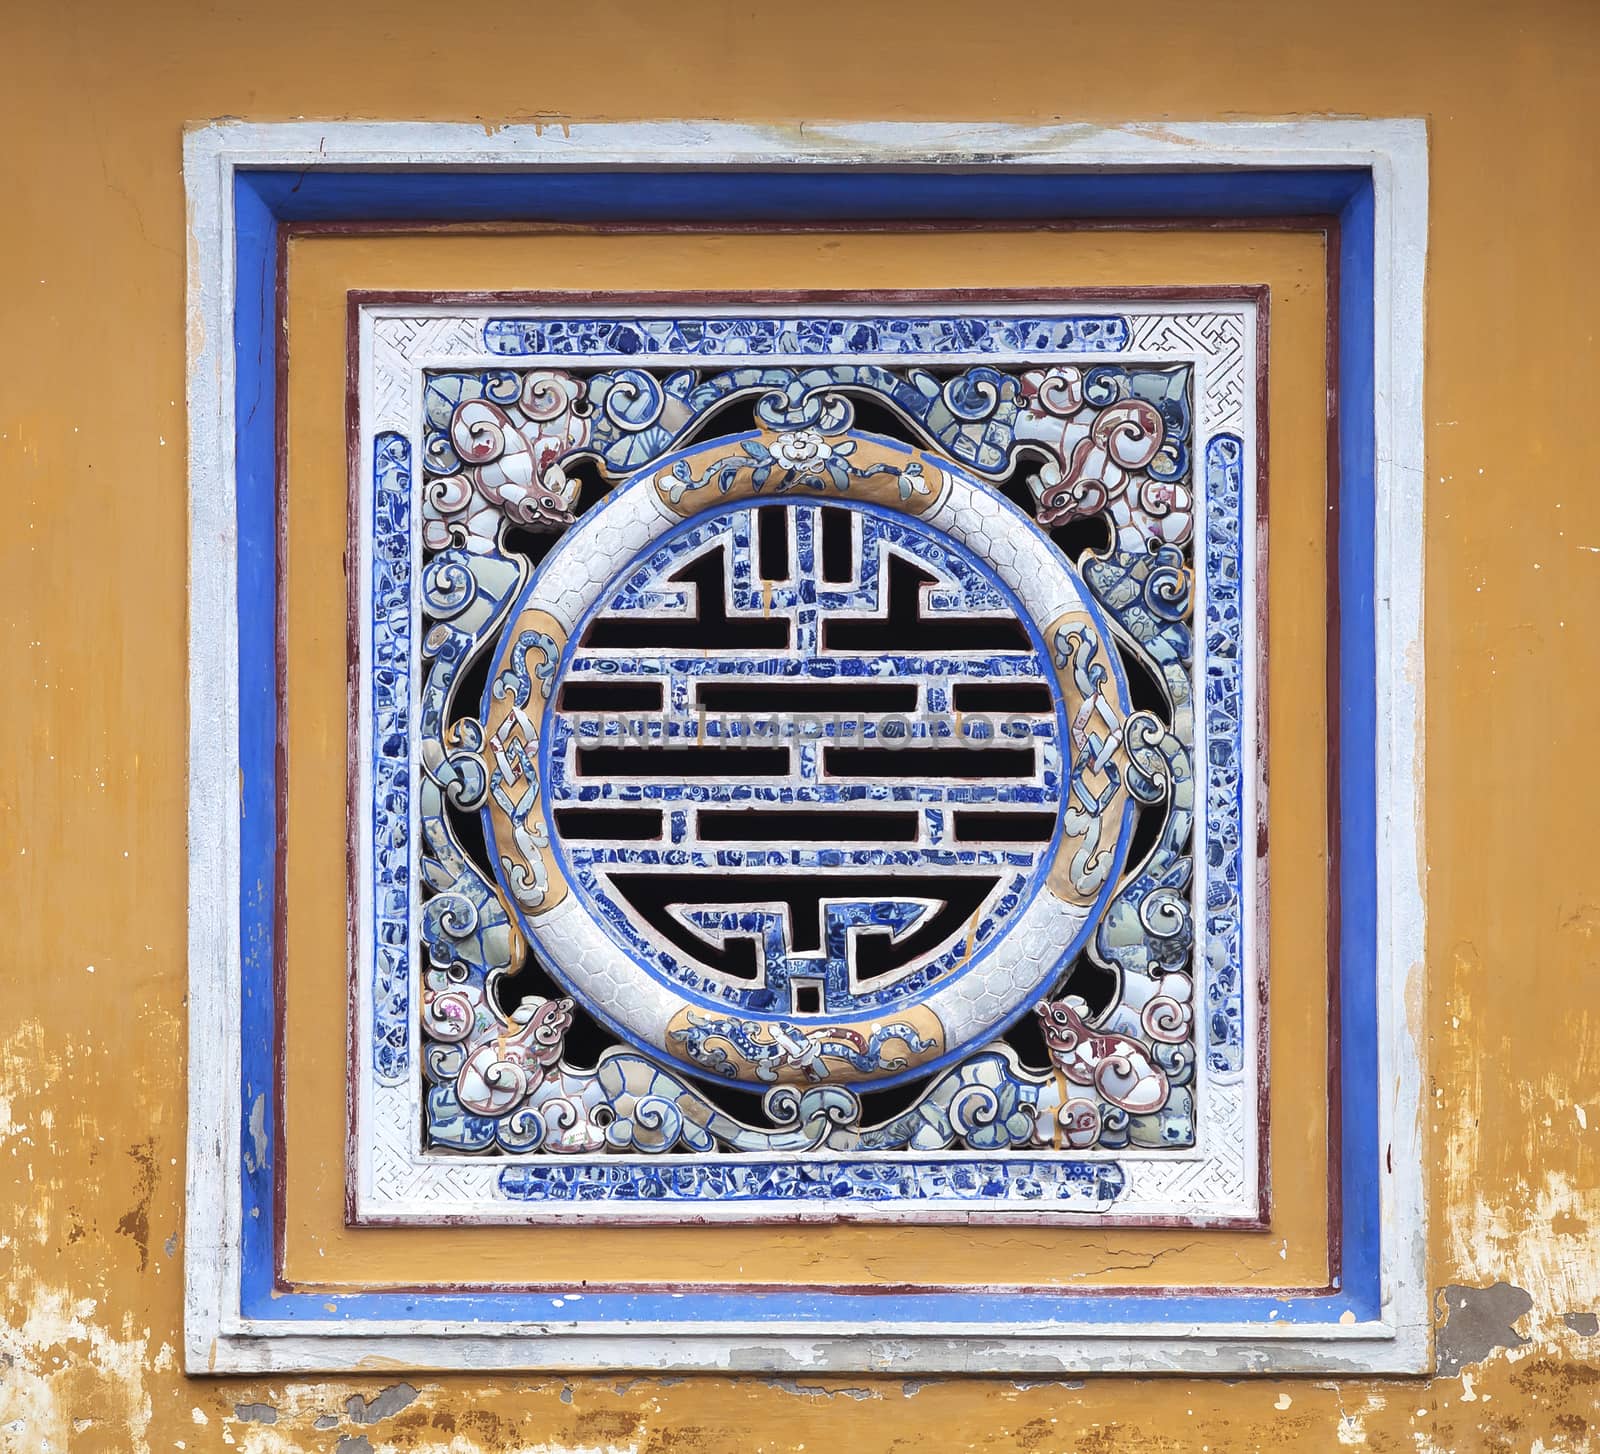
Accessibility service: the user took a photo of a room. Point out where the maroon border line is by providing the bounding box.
[336,282,1276,1237]
[342,283,364,1233]
[293,217,1336,240]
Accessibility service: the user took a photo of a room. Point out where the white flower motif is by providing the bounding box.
[769,429,836,473]
[898,460,932,500]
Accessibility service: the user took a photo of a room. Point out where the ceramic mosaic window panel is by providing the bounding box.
[350,294,1265,1225]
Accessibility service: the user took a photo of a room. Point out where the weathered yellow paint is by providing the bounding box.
[2,0,1597,1446]
[283,227,1332,1291]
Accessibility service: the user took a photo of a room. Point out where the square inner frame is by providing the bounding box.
[279,225,1332,1293]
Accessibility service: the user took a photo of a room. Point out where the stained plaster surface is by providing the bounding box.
[2,0,1598,1447]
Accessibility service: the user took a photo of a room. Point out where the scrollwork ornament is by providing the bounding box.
[1054,1098,1103,1150]
[1019,364,1084,417]
[422,986,477,1044]
[1142,541,1193,621]
[1122,711,1172,803]
[1140,972,1195,1044]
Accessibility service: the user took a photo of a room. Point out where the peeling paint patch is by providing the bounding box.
[762,1380,879,1401]
[0,1282,162,1452]
[1435,1283,1534,1376]
[345,1382,419,1424]
[233,1402,278,1425]
[114,1137,158,1272]
[245,1092,267,1173]
[1563,1312,1600,1336]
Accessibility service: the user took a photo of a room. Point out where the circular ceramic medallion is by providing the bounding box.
[480,429,1135,1088]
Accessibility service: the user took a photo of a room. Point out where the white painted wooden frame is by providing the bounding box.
[184,118,1428,1375]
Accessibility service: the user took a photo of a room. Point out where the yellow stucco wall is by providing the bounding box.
[2,0,1597,1448]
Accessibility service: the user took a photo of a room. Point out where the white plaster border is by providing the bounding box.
[351,298,1263,1227]
[184,118,1428,1375]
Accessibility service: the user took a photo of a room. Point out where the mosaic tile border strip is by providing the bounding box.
[484,313,1132,357]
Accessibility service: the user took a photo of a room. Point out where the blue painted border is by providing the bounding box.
[235,167,1378,1327]
[235,176,279,1303]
